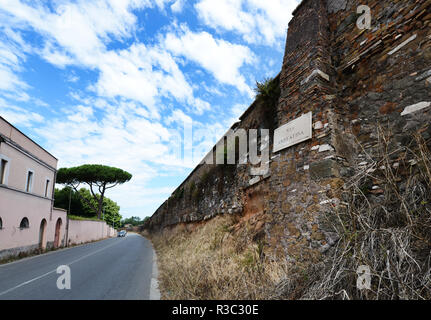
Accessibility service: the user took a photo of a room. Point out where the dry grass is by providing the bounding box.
[148,215,300,300]
[303,132,431,300]
[147,130,431,300]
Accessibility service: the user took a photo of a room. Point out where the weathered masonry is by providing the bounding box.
[144,0,431,262]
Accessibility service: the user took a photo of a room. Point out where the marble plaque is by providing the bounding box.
[273,112,312,153]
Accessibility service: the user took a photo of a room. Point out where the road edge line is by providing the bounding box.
[149,252,161,300]
[0,236,117,268]
[131,232,161,300]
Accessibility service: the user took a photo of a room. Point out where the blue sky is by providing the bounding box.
[0,0,299,219]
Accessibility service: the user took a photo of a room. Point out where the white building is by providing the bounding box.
[0,116,116,261]
[0,116,67,259]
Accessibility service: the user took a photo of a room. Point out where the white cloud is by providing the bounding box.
[0,0,294,218]
[196,0,253,35]
[0,66,26,92]
[66,105,94,122]
[201,83,224,96]
[0,0,212,117]
[166,108,193,125]
[1,0,151,64]
[92,43,202,117]
[66,73,79,83]
[171,0,184,13]
[32,98,185,216]
[34,98,181,173]
[231,103,247,119]
[163,27,255,95]
[187,97,211,114]
[0,27,30,96]
[0,100,44,127]
[195,0,298,45]
[41,43,75,67]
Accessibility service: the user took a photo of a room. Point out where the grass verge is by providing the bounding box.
[68,215,103,221]
[147,215,305,300]
[147,131,431,300]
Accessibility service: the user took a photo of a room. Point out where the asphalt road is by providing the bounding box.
[0,233,159,300]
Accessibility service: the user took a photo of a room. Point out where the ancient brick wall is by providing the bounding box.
[145,94,276,231]
[144,0,431,264]
[329,0,431,171]
[265,0,338,261]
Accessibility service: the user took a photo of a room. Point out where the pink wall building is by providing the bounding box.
[0,116,115,260]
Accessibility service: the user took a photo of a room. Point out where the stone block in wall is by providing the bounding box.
[309,159,340,180]
[327,0,347,14]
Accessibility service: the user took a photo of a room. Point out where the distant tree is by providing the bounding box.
[55,187,122,225]
[77,188,99,217]
[54,187,85,216]
[56,164,132,219]
[100,197,121,227]
[120,216,147,227]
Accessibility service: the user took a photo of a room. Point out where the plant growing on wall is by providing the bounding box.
[57,164,132,219]
[173,187,184,200]
[188,181,196,201]
[192,187,202,203]
[254,76,280,105]
[254,76,280,130]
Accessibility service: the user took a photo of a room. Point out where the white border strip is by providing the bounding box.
[149,251,161,300]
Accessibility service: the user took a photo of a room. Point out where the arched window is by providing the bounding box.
[20,217,29,229]
[0,217,3,229]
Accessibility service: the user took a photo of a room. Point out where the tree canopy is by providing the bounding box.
[120,216,149,227]
[56,164,132,219]
[57,164,132,185]
[54,187,122,227]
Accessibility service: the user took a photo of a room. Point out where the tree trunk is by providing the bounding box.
[97,184,106,219]
[71,185,99,216]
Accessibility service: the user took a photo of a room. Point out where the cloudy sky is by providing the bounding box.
[0,0,299,219]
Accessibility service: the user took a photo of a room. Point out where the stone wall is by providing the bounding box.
[67,219,116,246]
[144,0,431,264]
[0,208,116,261]
[145,85,279,231]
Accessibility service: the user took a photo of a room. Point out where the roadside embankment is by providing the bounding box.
[145,214,311,300]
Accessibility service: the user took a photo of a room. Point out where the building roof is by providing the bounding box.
[0,116,58,169]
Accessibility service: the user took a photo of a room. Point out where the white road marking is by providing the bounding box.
[0,239,123,297]
[150,252,160,300]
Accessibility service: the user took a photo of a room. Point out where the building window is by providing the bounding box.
[26,171,33,192]
[45,179,50,197]
[20,217,29,229]
[0,159,7,184]
[0,217,3,229]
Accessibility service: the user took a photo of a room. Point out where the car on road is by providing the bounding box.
[117,230,127,237]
